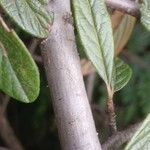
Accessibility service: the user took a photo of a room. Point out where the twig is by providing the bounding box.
[86,73,96,103]
[0,94,24,150]
[122,51,149,69]
[107,99,117,134]
[102,122,142,150]
[106,85,117,135]
[106,0,140,17]
[81,59,95,76]
[28,38,40,54]
[33,54,43,64]
[0,95,9,115]
[0,147,10,150]
[0,117,24,150]
[91,104,109,125]
[28,38,43,64]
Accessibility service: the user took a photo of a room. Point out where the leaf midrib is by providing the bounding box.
[87,0,111,84]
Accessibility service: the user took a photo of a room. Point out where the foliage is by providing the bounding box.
[0,17,40,102]
[126,0,150,144]
[140,0,150,31]
[72,0,114,86]
[0,0,150,149]
[0,0,53,102]
[0,0,53,38]
[113,12,136,54]
[72,0,132,99]
[112,58,132,92]
[125,114,150,150]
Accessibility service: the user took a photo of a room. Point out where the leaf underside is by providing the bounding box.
[113,14,136,55]
[0,18,40,103]
[112,58,132,92]
[140,0,150,31]
[0,0,53,38]
[73,0,114,85]
[125,114,150,150]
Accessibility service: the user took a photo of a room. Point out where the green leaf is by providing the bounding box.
[72,0,114,85]
[0,0,53,38]
[39,0,49,5]
[0,17,40,103]
[125,114,150,150]
[140,0,150,32]
[112,58,132,92]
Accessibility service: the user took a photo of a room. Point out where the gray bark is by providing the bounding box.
[106,0,140,17]
[41,0,101,150]
[102,122,141,150]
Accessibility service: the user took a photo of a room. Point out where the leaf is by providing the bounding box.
[111,11,125,31]
[0,17,40,103]
[39,0,50,5]
[39,0,49,5]
[112,58,132,92]
[140,0,150,31]
[112,12,136,55]
[72,0,114,85]
[0,0,53,38]
[125,114,150,150]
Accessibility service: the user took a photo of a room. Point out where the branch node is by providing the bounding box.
[63,12,73,25]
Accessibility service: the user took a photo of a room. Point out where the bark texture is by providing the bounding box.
[106,0,140,17]
[41,0,101,150]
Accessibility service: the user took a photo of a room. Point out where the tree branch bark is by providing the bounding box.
[86,73,96,103]
[102,122,141,150]
[41,0,101,150]
[106,0,140,17]
[0,94,24,150]
[0,116,24,150]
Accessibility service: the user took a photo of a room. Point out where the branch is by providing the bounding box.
[0,147,10,150]
[28,38,40,54]
[102,122,142,150]
[122,51,149,69]
[0,94,24,150]
[107,99,117,134]
[86,73,96,103]
[0,116,24,150]
[40,0,101,150]
[106,0,140,17]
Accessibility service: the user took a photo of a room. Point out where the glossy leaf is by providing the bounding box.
[0,17,40,103]
[0,0,53,38]
[140,0,150,31]
[112,58,132,92]
[72,0,114,85]
[125,114,150,150]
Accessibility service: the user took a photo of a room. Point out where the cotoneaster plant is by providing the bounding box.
[0,0,149,149]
